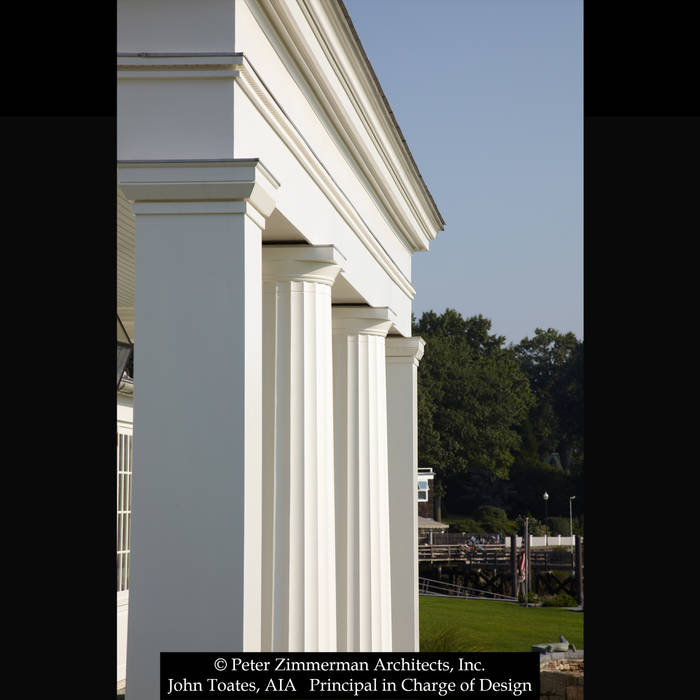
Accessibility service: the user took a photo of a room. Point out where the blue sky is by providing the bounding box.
[344,0,583,345]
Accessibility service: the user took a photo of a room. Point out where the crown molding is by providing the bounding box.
[256,0,444,249]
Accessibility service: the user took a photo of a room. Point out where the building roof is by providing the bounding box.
[418,516,449,530]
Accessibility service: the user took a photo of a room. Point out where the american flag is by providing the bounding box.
[518,545,527,582]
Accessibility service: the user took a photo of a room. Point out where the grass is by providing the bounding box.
[419,596,583,652]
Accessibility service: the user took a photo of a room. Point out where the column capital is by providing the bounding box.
[117,159,280,220]
[262,245,345,286]
[385,336,426,365]
[332,306,396,338]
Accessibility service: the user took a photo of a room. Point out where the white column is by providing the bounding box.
[385,336,425,652]
[261,244,344,652]
[332,306,395,651]
[118,160,278,700]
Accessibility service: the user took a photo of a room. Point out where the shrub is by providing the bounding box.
[544,516,584,536]
[472,505,516,534]
[541,592,577,608]
[515,514,546,536]
[518,592,538,604]
[448,518,483,533]
[546,517,572,536]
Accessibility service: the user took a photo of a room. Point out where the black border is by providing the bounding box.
[4,3,698,698]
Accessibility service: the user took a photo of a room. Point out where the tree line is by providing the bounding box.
[413,309,583,535]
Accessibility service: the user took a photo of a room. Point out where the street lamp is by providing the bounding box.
[543,492,549,568]
[569,496,576,572]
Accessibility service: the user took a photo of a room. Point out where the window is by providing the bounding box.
[117,431,133,591]
[417,468,434,503]
[417,479,430,502]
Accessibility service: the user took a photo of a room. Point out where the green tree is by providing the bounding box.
[514,515,547,536]
[444,467,517,515]
[413,310,534,512]
[472,505,516,534]
[513,329,583,470]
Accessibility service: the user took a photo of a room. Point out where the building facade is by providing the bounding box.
[117,1,443,696]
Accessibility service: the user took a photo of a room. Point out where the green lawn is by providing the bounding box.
[419,596,583,652]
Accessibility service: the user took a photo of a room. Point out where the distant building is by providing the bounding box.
[417,467,435,519]
[416,468,448,541]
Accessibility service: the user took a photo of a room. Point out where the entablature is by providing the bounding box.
[247,0,444,252]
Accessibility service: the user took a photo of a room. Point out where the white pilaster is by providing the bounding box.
[261,245,344,652]
[385,335,426,652]
[118,160,277,700]
[332,306,395,651]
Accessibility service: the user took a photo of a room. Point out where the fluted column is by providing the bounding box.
[332,306,395,651]
[261,244,344,651]
[385,336,425,651]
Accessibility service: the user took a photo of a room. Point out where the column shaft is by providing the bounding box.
[385,336,425,652]
[126,200,264,700]
[261,245,343,651]
[333,307,394,651]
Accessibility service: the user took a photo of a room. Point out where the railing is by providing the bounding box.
[419,543,582,568]
[419,533,582,548]
[510,535,581,548]
[419,543,508,563]
[420,533,506,545]
[419,576,517,602]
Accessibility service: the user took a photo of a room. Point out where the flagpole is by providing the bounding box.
[510,533,517,600]
[524,516,530,605]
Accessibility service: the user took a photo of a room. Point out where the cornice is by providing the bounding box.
[116,51,418,299]
[302,0,444,238]
[333,1,445,230]
[256,0,444,249]
[230,54,417,300]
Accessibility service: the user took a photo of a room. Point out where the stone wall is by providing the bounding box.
[539,652,583,700]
